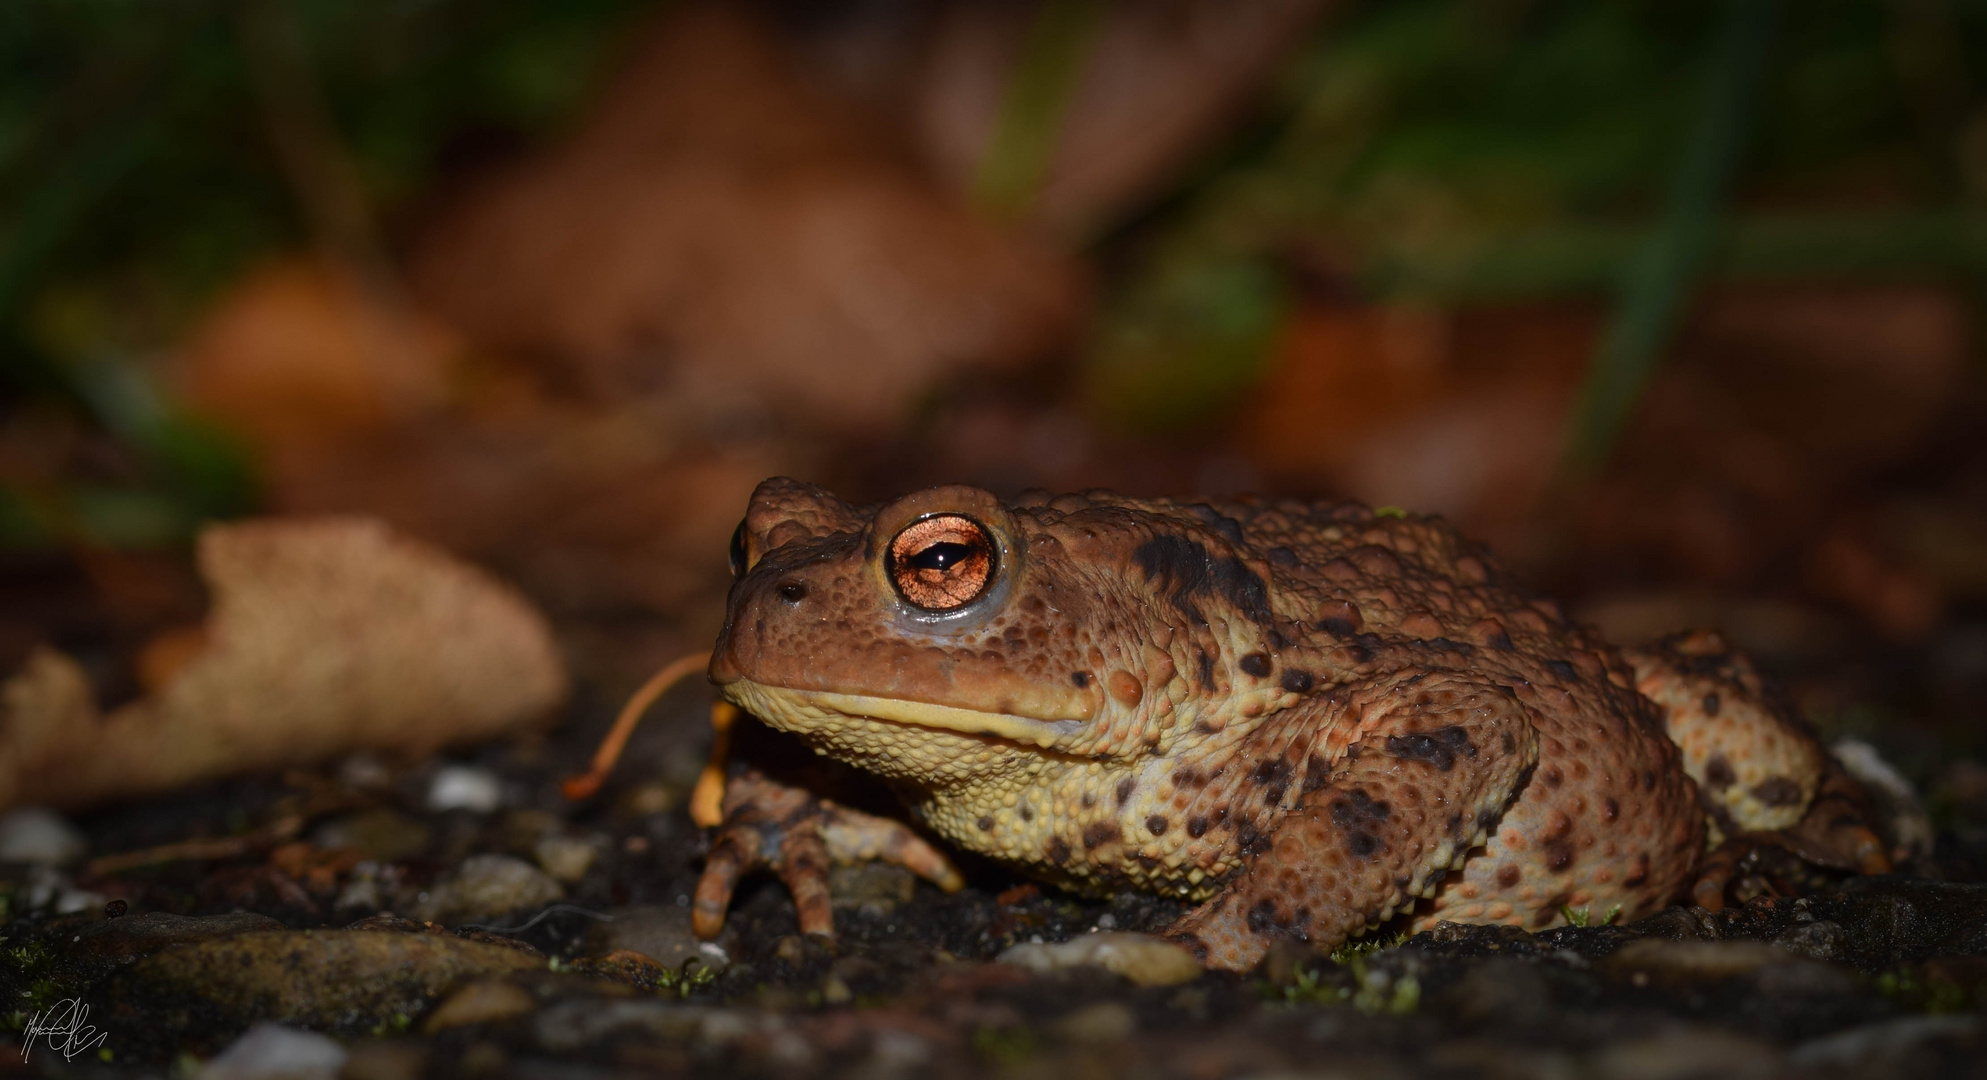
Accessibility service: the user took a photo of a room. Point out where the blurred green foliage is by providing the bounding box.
[1,0,647,330]
[0,0,652,547]
[1090,0,1987,440]
[5,0,1987,546]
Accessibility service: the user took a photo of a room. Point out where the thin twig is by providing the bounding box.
[87,814,304,876]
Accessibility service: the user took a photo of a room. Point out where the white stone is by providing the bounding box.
[427,764,502,813]
[332,874,382,911]
[1834,737,1935,859]
[0,806,86,865]
[20,866,104,915]
[196,1023,347,1080]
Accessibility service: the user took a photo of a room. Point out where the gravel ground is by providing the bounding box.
[4,688,1986,1080]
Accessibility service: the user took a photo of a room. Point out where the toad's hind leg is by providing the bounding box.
[1626,631,1891,865]
[1627,631,1890,904]
[1164,675,1539,972]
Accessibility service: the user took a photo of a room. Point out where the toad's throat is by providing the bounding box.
[728,680,1088,748]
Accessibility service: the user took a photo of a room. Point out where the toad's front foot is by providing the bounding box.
[692,765,965,939]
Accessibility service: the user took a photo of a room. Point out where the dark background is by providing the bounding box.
[2,0,1984,780]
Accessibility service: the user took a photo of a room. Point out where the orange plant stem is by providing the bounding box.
[561,652,711,801]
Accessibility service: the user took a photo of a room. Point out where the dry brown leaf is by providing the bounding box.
[411,5,1084,434]
[173,259,460,457]
[173,247,791,631]
[0,517,567,811]
[1244,285,1969,578]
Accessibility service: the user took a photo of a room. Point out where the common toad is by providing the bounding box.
[693,479,1888,971]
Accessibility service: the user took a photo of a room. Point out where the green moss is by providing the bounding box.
[1876,968,1977,1014]
[1350,963,1421,1016]
[662,959,719,999]
[1560,903,1622,927]
[1272,932,1419,1015]
[367,1011,413,1038]
[0,936,62,1035]
[1271,964,1351,1008]
[1331,930,1409,964]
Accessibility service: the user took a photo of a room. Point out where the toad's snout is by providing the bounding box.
[709,549,1096,729]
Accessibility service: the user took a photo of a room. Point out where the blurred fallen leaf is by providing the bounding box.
[173,244,789,637]
[1806,520,1945,640]
[1244,300,1592,540]
[173,258,459,458]
[1244,284,1969,581]
[411,5,1084,434]
[0,517,567,811]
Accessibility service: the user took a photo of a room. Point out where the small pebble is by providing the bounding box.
[414,853,562,923]
[820,975,853,1005]
[1055,1001,1137,1043]
[427,764,502,813]
[337,754,393,791]
[867,1030,932,1071]
[998,932,1201,986]
[829,862,916,914]
[1605,939,1795,980]
[0,806,86,865]
[619,783,677,816]
[533,835,597,883]
[334,872,384,912]
[766,1029,817,1070]
[1590,1028,1778,1080]
[313,809,432,862]
[196,1023,348,1080]
[1791,1015,1981,1068]
[591,904,734,970]
[532,999,714,1051]
[423,980,538,1033]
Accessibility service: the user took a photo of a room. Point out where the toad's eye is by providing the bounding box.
[728,519,750,579]
[888,514,995,611]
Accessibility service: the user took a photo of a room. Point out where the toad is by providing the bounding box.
[624,479,1891,972]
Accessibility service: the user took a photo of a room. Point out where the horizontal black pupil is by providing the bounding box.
[908,541,975,572]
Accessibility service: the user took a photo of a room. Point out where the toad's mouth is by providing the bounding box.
[725,679,1089,748]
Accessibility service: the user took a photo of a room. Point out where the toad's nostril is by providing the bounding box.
[777,581,807,602]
